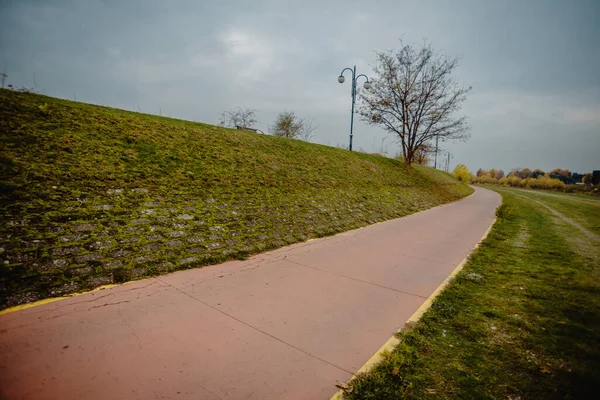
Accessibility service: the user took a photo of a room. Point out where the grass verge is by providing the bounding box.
[0,89,471,308]
[343,186,600,399]
[500,187,600,236]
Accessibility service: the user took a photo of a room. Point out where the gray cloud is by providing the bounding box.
[1,0,598,172]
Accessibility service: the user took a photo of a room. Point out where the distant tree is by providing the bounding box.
[508,168,532,179]
[219,107,258,129]
[271,111,317,141]
[414,142,434,165]
[508,168,521,178]
[531,169,545,179]
[297,116,318,142]
[582,173,592,184]
[270,111,302,138]
[549,168,574,184]
[453,164,472,182]
[357,41,471,166]
[493,169,505,180]
[519,168,533,179]
[475,168,504,179]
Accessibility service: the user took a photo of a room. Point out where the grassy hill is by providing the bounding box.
[0,89,472,308]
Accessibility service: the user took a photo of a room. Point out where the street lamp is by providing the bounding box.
[338,65,370,151]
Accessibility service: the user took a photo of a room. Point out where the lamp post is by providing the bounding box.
[338,66,370,151]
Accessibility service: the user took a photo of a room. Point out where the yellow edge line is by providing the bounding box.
[330,217,498,400]
[0,282,134,315]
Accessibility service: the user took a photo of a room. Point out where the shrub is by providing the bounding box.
[478,175,498,185]
[453,164,472,182]
[536,177,551,189]
[565,184,577,193]
[473,167,596,195]
[565,184,594,194]
[495,203,512,219]
[528,178,539,189]
[549,180,566,190]
[508,176,522,187]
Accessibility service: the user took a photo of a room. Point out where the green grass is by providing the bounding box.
[344,186,600,399]
[0,89,472,308]
[502,187,600,236]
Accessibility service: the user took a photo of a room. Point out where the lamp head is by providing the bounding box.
[338,75,345,84]
[363,81,371,90]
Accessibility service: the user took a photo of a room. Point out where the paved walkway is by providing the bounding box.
[0,187,500,400]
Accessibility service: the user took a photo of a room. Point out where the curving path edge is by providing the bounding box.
[0,187,501,400]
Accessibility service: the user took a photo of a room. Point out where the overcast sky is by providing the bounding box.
[1,0,598,173]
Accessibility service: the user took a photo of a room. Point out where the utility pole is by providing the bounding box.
[0,69,7,88]
[434,135,439,169]
[379,136,387,156]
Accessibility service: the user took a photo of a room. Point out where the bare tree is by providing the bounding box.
[270,111,317,141]
[358,41,471,166]
[297,116,317,142]
[414,141,435,165]
[220,107,258,129]
[271,111,302,138]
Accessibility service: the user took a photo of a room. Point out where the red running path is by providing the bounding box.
[0,187,500,400]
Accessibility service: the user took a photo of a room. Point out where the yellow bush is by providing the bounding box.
[549,179,566,190]
[453,164,472,182]
[528,178,538,189]
[472,169,572,193]
[478,175,498,184]
[508,176,522,187]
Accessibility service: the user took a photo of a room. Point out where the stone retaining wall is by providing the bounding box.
[0,183,470,308]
